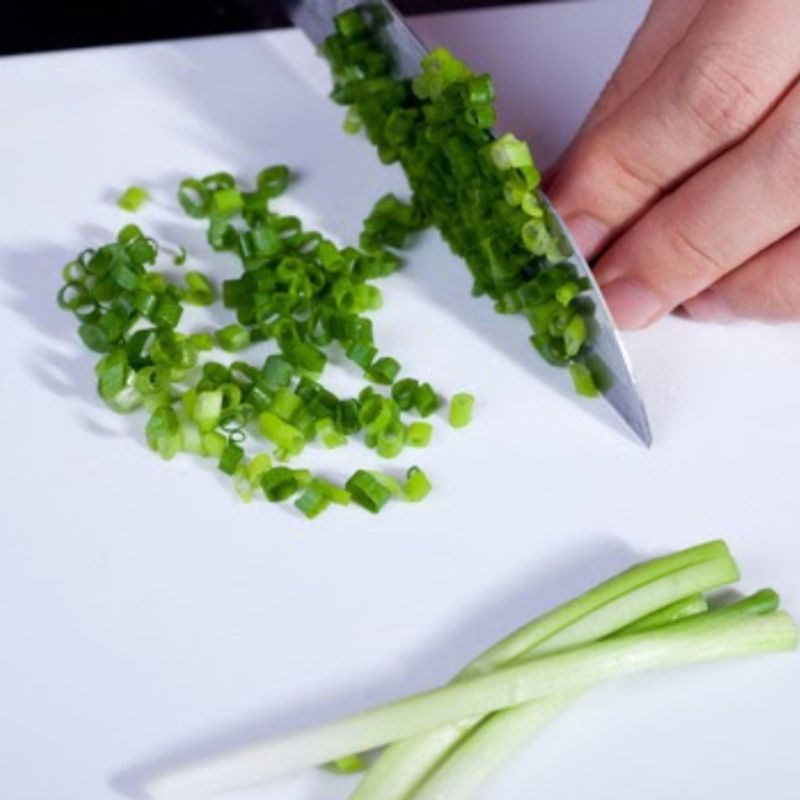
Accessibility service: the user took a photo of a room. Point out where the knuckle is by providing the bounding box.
[679,51,763,141]
[663,223,728,291]
[580,134,660,203]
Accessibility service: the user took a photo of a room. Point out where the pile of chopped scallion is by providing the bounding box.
[58,167,474,518]
[322,7,603,397]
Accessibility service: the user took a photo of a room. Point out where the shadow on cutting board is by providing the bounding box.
[112,536,637,799]
[0,239,125,437]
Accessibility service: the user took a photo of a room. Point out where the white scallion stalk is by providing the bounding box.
[147,610,796,800]
[411,590,779,800]
[350,547,737,800]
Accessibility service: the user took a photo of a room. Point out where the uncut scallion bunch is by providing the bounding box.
[322,7,601,397]
[146,540,798,800]
[57,168,464,518]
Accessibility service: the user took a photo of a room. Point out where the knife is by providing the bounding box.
[283,0,652,447]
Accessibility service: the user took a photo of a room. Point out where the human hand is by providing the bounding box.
[547,0,800,327]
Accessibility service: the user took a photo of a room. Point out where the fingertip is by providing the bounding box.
[682,289,736,323]
[601,277,664,330]
[562,213,610,260]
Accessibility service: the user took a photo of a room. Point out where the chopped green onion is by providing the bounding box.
[376,420,405,459]
[194,390,222,432]
[346,342,378,370]
[177,178,210,218]
[406,421,432,448]
[315,418,347,448]
[336,399,362,435]
[211,188,244,217]
[183,271,215,306]
[218,442,245,475]
[246,453,273,486]
[262,355,294,390]
[258,412,305,456]
[202,430,226,458]
[367,356,401,385]
[270,387,304,422]
[187,332,215,351]
[294,485,331,519]
[413,383,439,417]
[391,378,419,411]
[310,478,351,506]
[317,23,601,394]
[359,395,394,433]
[369,471,403,497]
[404,466,432,501]
[449,392,475,429]
[570,361,600,398]
[180,419,204,455]
[325,754,367,774]
[145,405,181,460]
[233,465,254,502]
[174,246,188,266]
[346,469,393,513]
[261,466,301,502]
[216,324,251,352]
[118,186,149,212]
[257,165,290,198]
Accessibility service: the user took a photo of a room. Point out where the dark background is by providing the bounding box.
[1,1,552,57]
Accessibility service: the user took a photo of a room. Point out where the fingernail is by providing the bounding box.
[601,277,663,330]
[563,214,609,259]
[683,289,735,323]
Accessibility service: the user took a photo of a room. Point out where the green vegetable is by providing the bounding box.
[325,754,367,775]
[60,163,475,516]
[309,477,351,506]
[156,612,795,793]
[406,421,432,448]
[183,272,215,306]
[346,469,393,513]
[258,412,305,457]
[246,453,273,486]
[295,484,331,519]
[570,361,600,398]
[321,10,602,395]
[367,356,401,385]
[448,392,474,429]
[351,541,738,800]
[391,378,419,411]
[404,466,431,502]
[218,442,244,475]
[210,187,245,217]
[145,543,796,799]
[411,591,778,800]
[174,246,188,266]
[215,324,251,353]
[117,186,149,212]
[413,383,439,417]
[261,467,301,502]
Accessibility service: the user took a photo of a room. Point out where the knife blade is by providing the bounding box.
[283,0,652,447]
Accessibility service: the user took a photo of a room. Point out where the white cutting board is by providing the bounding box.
[1,2,798,799]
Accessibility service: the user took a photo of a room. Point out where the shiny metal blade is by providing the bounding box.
[282,0,652,446]
[539,194,652,446]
